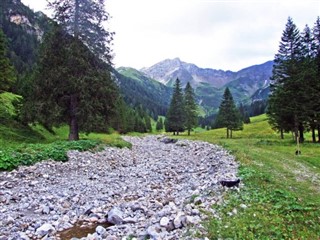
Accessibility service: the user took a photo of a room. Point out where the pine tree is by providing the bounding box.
[184,82,198,135]
[156,117,164,131]
[47,0,113,63]
[0,29,16,93]
[23,26,118,140]
[165,78,185,135]
[313,17,320,142]
[215,87,243,138]
[300,24,318,142]
[267,17,305,141]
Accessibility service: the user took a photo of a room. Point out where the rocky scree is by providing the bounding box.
[0,135,239,240]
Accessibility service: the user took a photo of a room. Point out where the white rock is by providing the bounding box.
[35,223,55,237]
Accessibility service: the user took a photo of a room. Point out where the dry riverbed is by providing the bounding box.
[0,135,239,240]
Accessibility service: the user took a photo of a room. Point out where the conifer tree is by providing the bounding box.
[184,82,198,135]
[215,87,243,138]
[268,17,305,141]
[24,26,118,140]
[156,117,164,131]
[313,16,320,142]
[165,78,185,135]
[0,29,16,92]
[47,0,113,62]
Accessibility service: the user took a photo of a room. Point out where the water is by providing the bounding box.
[57,221,112,239]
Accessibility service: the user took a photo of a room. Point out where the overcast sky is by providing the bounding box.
[21,0,320,71]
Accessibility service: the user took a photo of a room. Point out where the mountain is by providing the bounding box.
[0,0,53,74]
[114,67,172,118]
[141,58,273,114]
[141,57,235,88]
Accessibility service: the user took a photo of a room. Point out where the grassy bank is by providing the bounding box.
[179,114,320,239]
[0,122,131,171]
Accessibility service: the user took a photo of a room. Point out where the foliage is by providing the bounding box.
[184,82,198,135]
[0,92,22,122]
[214,87,243,138]
[23,26,119,140]
[47,0,113,63]
[0,140,101,171]
[165,78,185,134]
[0,28,16,92]
[268,17,320,142]
[177,114,320,239]
[156,117,164,131]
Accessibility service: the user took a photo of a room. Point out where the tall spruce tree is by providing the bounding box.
[300,24,318,142]
[23,26,118,140]
[267,17,305,142]
[0,29,16,92]
[165,78,185,135]
[47,0,113,63]
[215,87,243,138]
[313,17,320,142]
[184,82,198,135]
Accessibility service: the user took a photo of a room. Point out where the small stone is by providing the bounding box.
[240,204,247,209]
[35,223,55,237]
[96,225,107,237]
[18,232,30,240]
[107,207,124,225]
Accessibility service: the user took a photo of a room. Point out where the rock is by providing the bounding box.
[146,225,161,240]
[18,232,30,240]
[35,223,55,237]
[186,215,201,225]
[0,135,239,239]
[107,207,124,225]
[96,225,107,237]
[173,212,186,229]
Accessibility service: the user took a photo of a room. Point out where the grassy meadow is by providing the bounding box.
[177,114,320,239]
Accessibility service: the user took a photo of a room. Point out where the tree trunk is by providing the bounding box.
[312,127,316,143]
[188,129,191,136]
[68,94,79,141]
[226,128,229,139]
[298,124,304,143]
[74,0,80,38]
[280,128,284,139]
[294,115,299,143]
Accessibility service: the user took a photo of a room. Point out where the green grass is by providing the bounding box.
[176,114,320,239]
[0,118,131,170]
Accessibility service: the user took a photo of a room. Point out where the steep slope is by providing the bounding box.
[0,0,52,73]
[114,67,172,117]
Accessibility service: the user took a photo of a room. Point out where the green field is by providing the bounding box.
[177,114,320,239]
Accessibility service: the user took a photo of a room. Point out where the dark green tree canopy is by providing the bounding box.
[48,0,113,62]
[184,82,198,135]
[165,78,185,135]
[0,28,16,92]
[215,87,243,138]
[23,26,118,140]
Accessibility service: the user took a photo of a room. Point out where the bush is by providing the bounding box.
[0,140,101,171]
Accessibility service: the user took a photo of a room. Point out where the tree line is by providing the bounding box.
[268,16,320,143]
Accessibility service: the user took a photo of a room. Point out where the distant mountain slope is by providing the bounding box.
[0,0,52,73]
[141,58,273,113]
[114,67,172,117]
[141,57,235,88]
